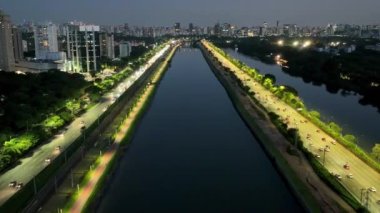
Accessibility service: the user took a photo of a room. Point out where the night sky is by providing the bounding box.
[1,0,379,26]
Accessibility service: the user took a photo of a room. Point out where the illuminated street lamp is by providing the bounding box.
[277,40,284,46]
[292,41,299,47]
[302,40,311,48]
[302,40,312,48]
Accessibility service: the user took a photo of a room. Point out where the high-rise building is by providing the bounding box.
[119,41,132,58]
[174,22,180,34]
[0,10,15,71]
[33,22,58,59]
[12,27,24,61]
[100,33,115,59]
[65,24,101,72]
[189,23,194,34]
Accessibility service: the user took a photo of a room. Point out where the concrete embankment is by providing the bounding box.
[199,42,354,213]
[18,45,176,213]
[75,44,180,213]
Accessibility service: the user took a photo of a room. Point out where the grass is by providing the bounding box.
[203,42,368,212]
[200,46,321,212]
[70,45,178,213]
[0,44,171,213]
[209,41,380,174]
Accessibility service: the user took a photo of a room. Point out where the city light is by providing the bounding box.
[302,40,312,48]
[277,40,284,46]
[292,41,299,47]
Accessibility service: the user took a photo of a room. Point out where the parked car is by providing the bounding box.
[16,182,23,190]
[368,187,376,192]
[8,181,17,188]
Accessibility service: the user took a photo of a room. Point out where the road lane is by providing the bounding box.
[0,44,171,206]
[203,40,380,212]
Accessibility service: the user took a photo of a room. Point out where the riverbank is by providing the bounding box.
[65,43,180,213]
[199,41,356,212]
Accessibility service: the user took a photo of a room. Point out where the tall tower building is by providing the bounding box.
[65,24,100,72]
[33,22,58,59]
[119,41,131,58]
[100,33,115,59]
[174,22,180,34]
[12,27,24,61]
[0,10,15,71]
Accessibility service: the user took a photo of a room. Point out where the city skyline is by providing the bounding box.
[1,0,380,26]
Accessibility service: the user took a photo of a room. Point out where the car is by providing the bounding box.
[347,174,353,179]
[55,146,61,151]
[368,187,376,192]
[319,147,324,152]
[45,158,51,164]
[8,181,17,188]
[16,183,23,190]
[343,163,350,170]
[80,121,85,125]
[335,174,342,180]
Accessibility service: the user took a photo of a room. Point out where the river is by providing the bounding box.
[97,47,302,212]
[225,49,380,151]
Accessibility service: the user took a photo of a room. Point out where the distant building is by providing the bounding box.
[100,33,115,59]
[174,22,180,34]
[65,24,101,72]
[0,10,15,71]
[12,27,24,62]
[33,22,59,59]
[189,23,194,34]
[119,41,132,58]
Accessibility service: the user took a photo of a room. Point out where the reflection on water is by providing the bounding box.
[225,49,380,151]
[97,48,302,212]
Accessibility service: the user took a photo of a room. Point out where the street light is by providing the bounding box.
[322,145,329,166]
[292,41,299,47]
[277,40,284,46]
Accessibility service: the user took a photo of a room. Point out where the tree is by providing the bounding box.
[43,115,65,132]
[344,134,356,144]
[309,110,320,119]
[66,100,81,115]
[328,122,343,134]
[371,144,380,161]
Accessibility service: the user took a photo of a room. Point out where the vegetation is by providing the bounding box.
[206,41,380,173]
[0,41,168,172]
[210,37,380,111]
[268,111,366,212]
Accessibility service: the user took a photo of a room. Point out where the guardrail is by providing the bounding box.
[0,45,172,213]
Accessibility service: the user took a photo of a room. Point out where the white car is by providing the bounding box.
[45,158,51,164]
[368,187,376,192]
[346,174,353,179]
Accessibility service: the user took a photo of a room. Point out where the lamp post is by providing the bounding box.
[323,145,329,166]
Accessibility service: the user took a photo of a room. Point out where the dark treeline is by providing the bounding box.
[211,37,380,111]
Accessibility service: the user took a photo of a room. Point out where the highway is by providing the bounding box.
[203,40,380,213]
[0,44,171,206]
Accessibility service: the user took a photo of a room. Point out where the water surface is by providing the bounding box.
[97,48,302,212]
[226,49,380,151]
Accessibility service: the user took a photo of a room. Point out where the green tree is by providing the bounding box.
[328,122,343,134]
[43,115,65,132]
[65,100,81,115]
[344,134,356,144]
[309,110,320,119]
[371,144,380,161]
